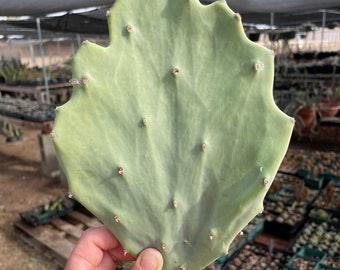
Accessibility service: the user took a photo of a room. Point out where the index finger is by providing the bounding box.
[65,226,135,270]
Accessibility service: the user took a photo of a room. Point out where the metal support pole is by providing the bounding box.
[36,17,50,104]
[270,12,275,48]
[71,40,76,55]
[320,10,326,52]
[28,38,36,67]
[56,39,61,64]
[270,12,275,29]
[76,33,82,50]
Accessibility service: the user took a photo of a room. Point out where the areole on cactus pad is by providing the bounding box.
[53,0,294,269]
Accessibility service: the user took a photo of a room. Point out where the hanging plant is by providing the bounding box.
[301,23,316,32]
[248,32,260,42]
[327,22,340,29]
[269,30,296,41]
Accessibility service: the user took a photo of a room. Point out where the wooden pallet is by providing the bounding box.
[14,209,102,268]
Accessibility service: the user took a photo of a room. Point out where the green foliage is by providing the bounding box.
[0,58,71,85]
[20,67,44,85]
[0,57,28,84]
[48,64,72,84]
[334,86,340,101]
[53,0,294,269]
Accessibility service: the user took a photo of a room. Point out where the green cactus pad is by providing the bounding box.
[53,0,294,269]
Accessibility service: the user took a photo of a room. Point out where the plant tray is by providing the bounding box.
[222,243,291,270]
[266,187,295,205]
[303,173,325,190]
[316,265,340,270]
[305,176,325,190]
[296,151,340,183]
[287,247,327,270]
[308,208,332,224]
[312,182,340,212]
[14,207,103,268]
[264,218,306,240]
[245,218,265,241]
[318,256,340,269]
[297,247,327,260]
[290,221,340,256]
[329,211,340,226]
[296,168,325,189]
[20,197,76,227]
[279,149,307,174]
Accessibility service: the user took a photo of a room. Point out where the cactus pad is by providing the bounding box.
[53,0,294,269]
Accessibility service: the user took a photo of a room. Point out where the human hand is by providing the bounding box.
[65,226,163,270]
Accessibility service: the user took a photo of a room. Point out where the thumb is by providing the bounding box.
[131,248,163,270]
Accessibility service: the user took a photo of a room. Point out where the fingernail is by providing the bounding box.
[138,249,162,270]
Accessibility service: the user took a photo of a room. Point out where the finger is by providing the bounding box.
[107,245,136,262]
[95,251,117,270]
[65,226,122,270]
[129,248,163,270]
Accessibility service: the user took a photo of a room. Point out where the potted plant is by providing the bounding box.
[295,91,318,128]
[318,86,340,117]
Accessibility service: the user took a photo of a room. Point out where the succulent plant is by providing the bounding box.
[0,57,28,84]
[53,0,294,269]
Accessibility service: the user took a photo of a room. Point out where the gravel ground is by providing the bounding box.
[0,126,67,270]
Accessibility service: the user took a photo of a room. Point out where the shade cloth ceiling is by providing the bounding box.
[0,0,339,16]
[0,0,340,36]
